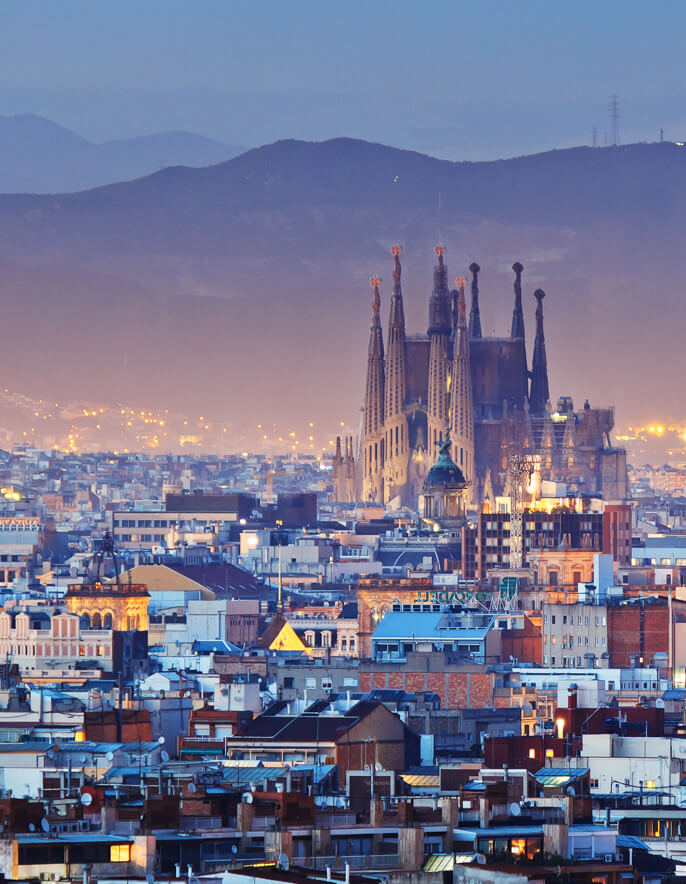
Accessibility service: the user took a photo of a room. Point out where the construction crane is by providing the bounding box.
[509,454,537,569]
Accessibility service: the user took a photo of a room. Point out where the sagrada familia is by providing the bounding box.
[333,245,628,507]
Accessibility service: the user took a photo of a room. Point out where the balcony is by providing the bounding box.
[298,854,399,871]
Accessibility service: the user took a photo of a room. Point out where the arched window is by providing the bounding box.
[91,613,101,629]
[322,631,331,648]
[349,638,356,653]
[304,631,315,646]
[103,613,113,629]
[341,637,348,652]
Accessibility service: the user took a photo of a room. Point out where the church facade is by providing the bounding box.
[333,246,628,507]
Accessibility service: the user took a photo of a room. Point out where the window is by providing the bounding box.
[304,677,316,689]
[549,571,559,586]
[79,645,85,657]
[322,678,333,691]
[283,677,294,690]
[110,844,130,862]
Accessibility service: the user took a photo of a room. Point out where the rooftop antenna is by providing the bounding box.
[609,94,620,146]
[277,543,283,615]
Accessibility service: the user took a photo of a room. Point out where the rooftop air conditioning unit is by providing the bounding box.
[604,853,614,863]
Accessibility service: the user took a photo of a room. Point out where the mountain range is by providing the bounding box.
[0,114,246,193]
[0,135,683,452]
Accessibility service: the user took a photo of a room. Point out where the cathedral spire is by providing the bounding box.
[385,246,407,421]
[468,262,482,339]
[428,244,451,333]
[363,276,385,438]
[529,288,550,414]
[427,245,451,450]
[360,275,386,502]
[383,244,410,503]
[449,275,474,497]
[510,261,525,339]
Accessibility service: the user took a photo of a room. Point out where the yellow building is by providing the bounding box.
[64,580,149,631]
[257,617,309,654]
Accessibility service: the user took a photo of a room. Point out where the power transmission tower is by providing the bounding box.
[609,95,620,146]
[592,126,598,148]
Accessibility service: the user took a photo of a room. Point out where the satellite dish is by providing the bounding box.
[364,764,370,771]
[242,792,253,804]
[40,818,50,833]
[161,750,170,763]
[375,762,382,772]
[187,782,197,794]
[566,786,576,797]
[158,736,166,744]
[80,793,93,807]
[509,802,521,817]
[105,751,114,761]
[80,755,87,763]
[231,845,238,855]
[656,699,665,708]
[28,823,35,832]
[278,854,290,871]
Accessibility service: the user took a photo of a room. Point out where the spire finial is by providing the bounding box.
[434,243,446,267]
[390,244,402,293]
[455,276,467,320]
[370,275,381,313]
[511,261,525,339]
[468,262,482,339]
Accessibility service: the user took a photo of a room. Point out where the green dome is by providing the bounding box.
[423,436,467,490]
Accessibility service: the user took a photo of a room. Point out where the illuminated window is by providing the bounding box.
[528,748,536,759]
[79,645,85,657]
[110,844,130,862]
[74,730,85,742]
[545,748,554,758]
[96,646,104,657]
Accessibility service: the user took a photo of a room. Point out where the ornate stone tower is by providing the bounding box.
[427,244,452,452]
[362,275,386,501]
[383,245,409,503]
[529,289,550,414]
[449,276,474,499]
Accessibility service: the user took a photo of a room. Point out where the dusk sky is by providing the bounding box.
[2,0,685,159]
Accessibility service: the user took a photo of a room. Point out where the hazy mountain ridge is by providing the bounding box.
[0,114,247,193]
[0,136,684,445]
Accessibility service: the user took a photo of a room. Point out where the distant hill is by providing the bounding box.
[0,136,683,447]
[0,114,247,192]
